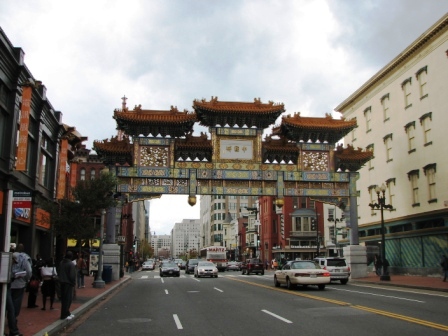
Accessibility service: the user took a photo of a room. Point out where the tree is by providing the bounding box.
[41,171,117,247]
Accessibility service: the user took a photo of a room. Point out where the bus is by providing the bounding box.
[200,246,228,272]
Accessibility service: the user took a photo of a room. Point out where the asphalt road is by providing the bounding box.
[65,270,448,336]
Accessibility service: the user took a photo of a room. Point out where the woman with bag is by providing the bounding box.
[40,258,57,310]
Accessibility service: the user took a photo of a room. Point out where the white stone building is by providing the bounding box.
[335,13,448,275]
[170,219,200,258]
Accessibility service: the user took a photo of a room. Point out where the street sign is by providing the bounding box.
[117,236,126,245]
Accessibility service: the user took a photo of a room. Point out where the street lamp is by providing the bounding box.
[328,205,345,256]
[369,183,393,281]
[245,207,259,258]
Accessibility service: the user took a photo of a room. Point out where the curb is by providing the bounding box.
[32,276,132,336]
[350,279,448,293]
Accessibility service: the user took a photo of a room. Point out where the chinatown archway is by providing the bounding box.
[94,97,372,276]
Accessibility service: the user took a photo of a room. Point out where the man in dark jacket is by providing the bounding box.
[59,251,77,320]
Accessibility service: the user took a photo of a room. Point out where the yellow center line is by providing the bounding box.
[226,277,448,332]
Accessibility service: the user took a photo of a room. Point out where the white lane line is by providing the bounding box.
[329,287,425,303]
[261,309,293,324]
[173,314,183,329]
[165,289,169,294]
[160,278,164,284]
[141,275,149,279]
[214,287,223,292]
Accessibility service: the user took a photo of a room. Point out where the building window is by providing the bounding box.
[80,168,86,181]
[401,77,412,109]
[385,178,396,208]
[366,143,374,170]
[368,185,378,216]
[407,169,420,207]
[383,133,393,162]
[364,106,372,132]
[404,121,416,153]
[416,66,428,99]
[293,217,311,232]
[423,163,437,203]
[90,168,96,180]
[419,112,432,146]
[380,93,390,121]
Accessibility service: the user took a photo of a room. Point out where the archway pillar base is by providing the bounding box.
[343,245,368,279]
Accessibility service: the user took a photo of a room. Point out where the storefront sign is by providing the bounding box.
[12,191,32,223]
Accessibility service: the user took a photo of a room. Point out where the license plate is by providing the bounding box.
[169,271,173,274]
[310,274,317,278]
[334,269,340,272]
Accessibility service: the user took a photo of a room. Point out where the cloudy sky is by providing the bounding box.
[1,1,447,234]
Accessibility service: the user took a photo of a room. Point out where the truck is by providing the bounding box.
[200,246,228,272]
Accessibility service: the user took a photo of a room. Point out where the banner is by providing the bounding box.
[16,86,32,171]
[12,191,32,223]
[56,138,68,199]
[36,208,50,229]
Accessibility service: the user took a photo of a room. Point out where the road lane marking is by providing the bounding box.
[173,314,183,329]
[165,289,169,294]
[214,287,223,292]
[226,276,448,332]
[141,275,149,279]
[329,287,425,303]
[262,309,293,323]
[354,305,448,332]
[160,278,164,283]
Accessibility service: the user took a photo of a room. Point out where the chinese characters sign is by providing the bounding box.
[16,86,32,171]
[219,139,253,160]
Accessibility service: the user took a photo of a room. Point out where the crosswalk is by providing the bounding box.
[138,273,273,280]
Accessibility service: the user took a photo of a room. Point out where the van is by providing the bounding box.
[314,257,350,284]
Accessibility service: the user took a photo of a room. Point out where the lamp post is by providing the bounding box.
[369,183,393,281]
[245,207,259,258]
[93,209,106,288]
[328,205,345,257]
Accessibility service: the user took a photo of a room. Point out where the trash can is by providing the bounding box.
[102,265,112,283]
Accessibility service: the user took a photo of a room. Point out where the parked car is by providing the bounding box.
[142,260,155,271]
[226,261,241,271]
[241,258,264,275]
[159,262,180,277]
[194,261,218,278]
[274,260,331,290]
[185,259,199,274]
[314,257,351,284]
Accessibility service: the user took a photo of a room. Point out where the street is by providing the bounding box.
[65,270,448,336]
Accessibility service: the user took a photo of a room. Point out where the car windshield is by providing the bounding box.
[143,261,151,265]
[189,260,198,265]
[327,259,347,267]
[291,261,318,269]
[162,262,177,268]
[198,262,215,267]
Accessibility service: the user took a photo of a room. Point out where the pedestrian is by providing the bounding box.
[128,259,134,273]
[76,252,87,288]
[440,255,448,282]
[10,243,32,318]
[40,258,57,310]
[6,243,23,336]
[383,258,390,275]
[59,251,77,320]
[27,253,43,308]
[272,259,278,270]
[374,254,382,276]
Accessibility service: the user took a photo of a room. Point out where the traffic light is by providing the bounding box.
[311,218,317,231]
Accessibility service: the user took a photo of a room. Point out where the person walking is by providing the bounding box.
[76,252,86,289]
[59,251,77,320]
[6,243,23,336]
[10,243,32,319]
[40,258,57,310]
[374,254,382,276]
[441,255,448,282]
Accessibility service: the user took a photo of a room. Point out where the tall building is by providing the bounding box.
[335,13,448,275]
[151,234,171,259]
[170,219,200,258]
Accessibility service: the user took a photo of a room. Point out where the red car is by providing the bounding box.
[241,258,265,275]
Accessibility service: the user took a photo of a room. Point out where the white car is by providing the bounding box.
[194,261,219,278]
[274,260,330,290]
[142,260,155,271]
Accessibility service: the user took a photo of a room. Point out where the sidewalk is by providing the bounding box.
[7,274,131,336]
[10,272,448,336]
[351,272,448,292]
